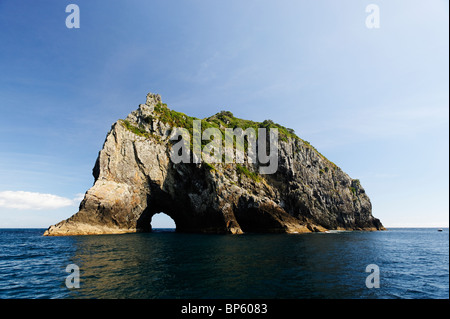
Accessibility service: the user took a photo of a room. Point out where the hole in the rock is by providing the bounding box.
[150,212,176,232]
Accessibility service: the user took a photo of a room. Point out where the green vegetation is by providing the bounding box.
[206,111,299,143]
[154,105,302,146]
[203,162,215,171]
[236,164,261,182]
[349,186,356,195]
[146,102,338,170]
[260,119,298,142]
[120,120,151,138]
[154,103,197,132]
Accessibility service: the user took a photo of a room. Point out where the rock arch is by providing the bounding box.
[43,93,384,236]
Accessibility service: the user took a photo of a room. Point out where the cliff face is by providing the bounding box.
[44,93,384,236]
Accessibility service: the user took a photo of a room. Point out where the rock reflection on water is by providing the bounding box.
[67,232,319,298]
[66,232,361,299]
[65,229,449,299]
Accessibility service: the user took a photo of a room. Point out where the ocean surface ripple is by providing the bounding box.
[0,228,448,299]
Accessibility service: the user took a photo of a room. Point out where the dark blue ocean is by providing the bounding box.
[0,228,448,299]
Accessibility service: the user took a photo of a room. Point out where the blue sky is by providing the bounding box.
[0,0,448,228]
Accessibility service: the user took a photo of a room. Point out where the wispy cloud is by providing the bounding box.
[181,51,222,84]
[342,103,449,138]
[0,191,82,210]
[303,95,449,150]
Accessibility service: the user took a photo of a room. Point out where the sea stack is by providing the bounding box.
[44,93,384,236]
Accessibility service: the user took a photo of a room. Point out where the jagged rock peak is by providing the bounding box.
[146,92,161,105]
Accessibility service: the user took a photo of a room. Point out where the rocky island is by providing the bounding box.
[44,93,384,236]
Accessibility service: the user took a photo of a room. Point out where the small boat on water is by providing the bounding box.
[437,229,443,232]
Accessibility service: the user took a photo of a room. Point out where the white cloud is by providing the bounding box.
[0,191,80,210]
[73,193,85,202]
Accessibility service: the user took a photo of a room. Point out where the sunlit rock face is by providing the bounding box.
[44,93,384,236]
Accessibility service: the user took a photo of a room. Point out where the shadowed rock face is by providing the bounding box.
[44,93,384,236]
